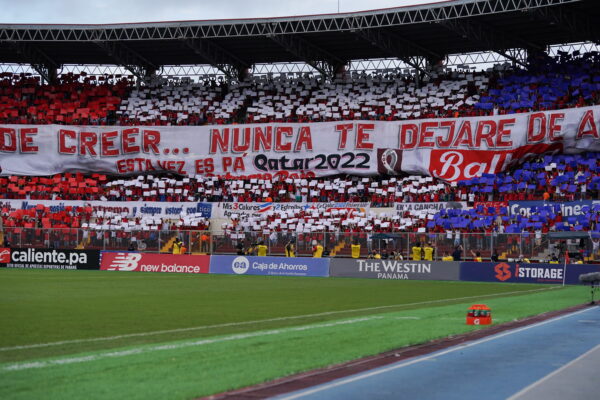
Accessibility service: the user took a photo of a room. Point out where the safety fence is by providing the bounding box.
[1,249,599,286]
[1,228,598,262]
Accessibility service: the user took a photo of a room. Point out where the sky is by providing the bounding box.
[0,0,450,24]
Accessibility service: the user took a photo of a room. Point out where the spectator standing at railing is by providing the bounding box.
[491,249,499,262]
[245,242,257,256]
[452,245,463,261]
[412,242,422,261]
[471,250,483,262]
[200,233,210,253]
[312,241,323,258]
[285,240,295,257]
[423,243,434,261]
[257,241,268,257]
[351,240,361,259]
[172,238,183,255]
[592,238,600,259]
[235,241,244,255]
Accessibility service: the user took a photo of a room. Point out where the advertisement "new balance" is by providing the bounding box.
[100,252,210,274]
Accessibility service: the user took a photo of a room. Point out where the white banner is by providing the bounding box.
[213,202,370,219]
[0,199,212,218]
[1,106,599,181]
[395,202,468,213]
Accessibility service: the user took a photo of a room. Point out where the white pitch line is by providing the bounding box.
[2,316,382,372]
[0,286,559,352]
[505,342,600,400]
[277,307,595,400]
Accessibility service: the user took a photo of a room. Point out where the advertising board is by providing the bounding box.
[210,255,329,277]
[0,248,100,270]
[100,252,210,274]
[460,262,600,285]
[507,200,600,217]
[329,259,460,280]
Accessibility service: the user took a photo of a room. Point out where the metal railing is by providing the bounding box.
[2,228,598,262]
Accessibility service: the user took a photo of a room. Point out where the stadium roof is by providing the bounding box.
[0,0,598,80]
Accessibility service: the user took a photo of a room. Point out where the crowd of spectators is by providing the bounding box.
[476,51,600,114]
[1,153,598,205]
[0,72,131,125]
[2,51,600,258]
[2,51,600,126]
[0,172,452,204]
[3,153,598,238]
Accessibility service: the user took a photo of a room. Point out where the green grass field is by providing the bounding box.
[0,269,589,400]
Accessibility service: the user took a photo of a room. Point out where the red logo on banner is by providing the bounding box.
[494,263,512,281]
[0,248,10,263]
[100,252,210,274]
[430,143,562,182]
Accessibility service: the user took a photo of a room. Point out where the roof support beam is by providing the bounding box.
[439,19,542,67]
[6,41,60,83]
[352,28,443,76]
[94,41,158,81]
[0,0,581,41]
[268,34,346,79]
[528,7,600,43]
[183,39,249,81]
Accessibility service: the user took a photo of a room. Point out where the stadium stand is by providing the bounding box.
[0,72,132,125]
[1,152,599,204]
[1,1,600,261]
[2,52,600,126]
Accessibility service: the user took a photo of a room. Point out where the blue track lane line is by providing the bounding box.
[274,306,600,400]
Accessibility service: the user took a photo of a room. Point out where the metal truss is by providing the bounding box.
[528,5,600,43]
[182,39,249,81]
[547,41,600,56]
[2,41,598,82]
[4,42,60,83]
[439,18,541,67]
[447,50,520,67]
[0,0,580,41]
[352,28,443,76]
[268,34,345,78]
[252,62,318,77]
[94,41,158,80]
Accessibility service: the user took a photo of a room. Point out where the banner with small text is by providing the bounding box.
[0,199,212,218]
[0,248,100,270]
[209,255,329,277]
[2,106,600,181]
[213,202,369,219]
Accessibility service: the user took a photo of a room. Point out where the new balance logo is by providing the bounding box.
[107,253,142,271]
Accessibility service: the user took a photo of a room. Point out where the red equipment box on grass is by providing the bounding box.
[100,252,210,274]
[466,304,492,325]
